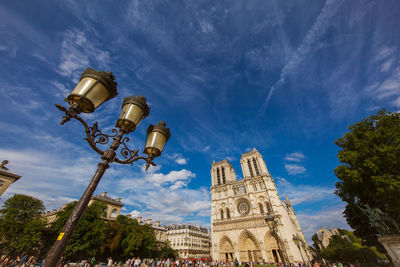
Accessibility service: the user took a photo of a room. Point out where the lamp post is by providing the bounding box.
[265,213,287,266]
[44,68,171,267]
[292,234,306,266]
[301,242,312,267]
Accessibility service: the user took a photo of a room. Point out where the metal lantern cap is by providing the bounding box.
[122,95,150,117]
[80,68,118,100]
[147,121,171,140]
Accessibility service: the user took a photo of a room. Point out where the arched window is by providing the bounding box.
[217,169,221,185]
[259,203,264,214]
[221,167,226,184]
[253,183,257,191]
[220,209,224,220]
[247,160,254,177]
[266,202,273,213]
[110,208,118,218]
[226,208,230,219]
[253,158,260,176]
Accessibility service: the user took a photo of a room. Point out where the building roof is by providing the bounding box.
[91,192,123,207]
[166,223,209,233]
[0,160,21,180]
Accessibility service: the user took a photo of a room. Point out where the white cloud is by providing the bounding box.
[0,147,102,210]
[165,153,189,165]
[146,169,195,186]
[129,210,141,217]
[175,158,187,165]
[284,152,305,162]
[297,207,349,243]
[284,164,306,175]
[276,177,335,205]
[375,46,396,61]
[202,145,211,152]
[262,0,346,108]
[57,29,111,81]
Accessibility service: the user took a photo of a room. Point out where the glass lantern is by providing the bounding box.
[116,95,150,133]
[144,121,171,158]
[66,68,117,113]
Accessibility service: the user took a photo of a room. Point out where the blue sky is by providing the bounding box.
[1,0,399,242]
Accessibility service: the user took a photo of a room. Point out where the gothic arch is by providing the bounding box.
[219,236,235,262]
[238,230,261,263]
[264,231,284,263]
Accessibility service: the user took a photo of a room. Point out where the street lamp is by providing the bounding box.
[292,234,306,266]
[44,68,171,267]
[265,213,287,266]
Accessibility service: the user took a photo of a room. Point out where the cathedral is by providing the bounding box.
[210,149,311,264]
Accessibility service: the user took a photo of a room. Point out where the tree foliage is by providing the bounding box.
[334,109,400,245]
[0,194,46,256]
[49,201,108,261]
[0,194,177,261]
[320,235,386,265]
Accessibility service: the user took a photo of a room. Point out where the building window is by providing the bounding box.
[247,160,254,177]
[253,183,257,191]
[110,208,118,218]
[259,203,264,214]
[217,169,221,185]
[253,158,260,175]
[220,209,224,220]
[226,208,230,219]
[221,167,226,184]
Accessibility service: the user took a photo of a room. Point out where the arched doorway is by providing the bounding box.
[238,230,261,263]
[264,231,284,263]
[219,236,235,262]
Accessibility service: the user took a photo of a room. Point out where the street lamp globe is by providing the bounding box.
[116,95,150,133]
[66,68,118,113]
[265,213,276,230]
[144,121,171,158]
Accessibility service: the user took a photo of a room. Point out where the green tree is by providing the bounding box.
[320,235,386,265]
[0,194,46,256]
[311,233,321,252]
[48,201,108,261]
[334,109,400,245]
[117,215,158,258]
[158,242,178,259]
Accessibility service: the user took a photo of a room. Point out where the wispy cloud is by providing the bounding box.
[297,207,349,243]
[57,29,111,81]
[165,153,188,165]
[284,152,305,162]
[276,177,334,205]
[261,0,345,109]
[284,164,306,175]
[284,152,306,175]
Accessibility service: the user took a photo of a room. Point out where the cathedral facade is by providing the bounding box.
[210,149,311,264]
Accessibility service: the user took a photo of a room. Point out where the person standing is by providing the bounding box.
[234,258,239,267]
[108,257,113,267]
[90,257,96,267]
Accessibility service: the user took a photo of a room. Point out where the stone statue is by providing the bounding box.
[0,160,9,169]
[356,203,400,236]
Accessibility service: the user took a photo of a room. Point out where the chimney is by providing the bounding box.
[137,216,142,223]
[155,221,160,227]
[146,218,152,225]
[102,192,107,197]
